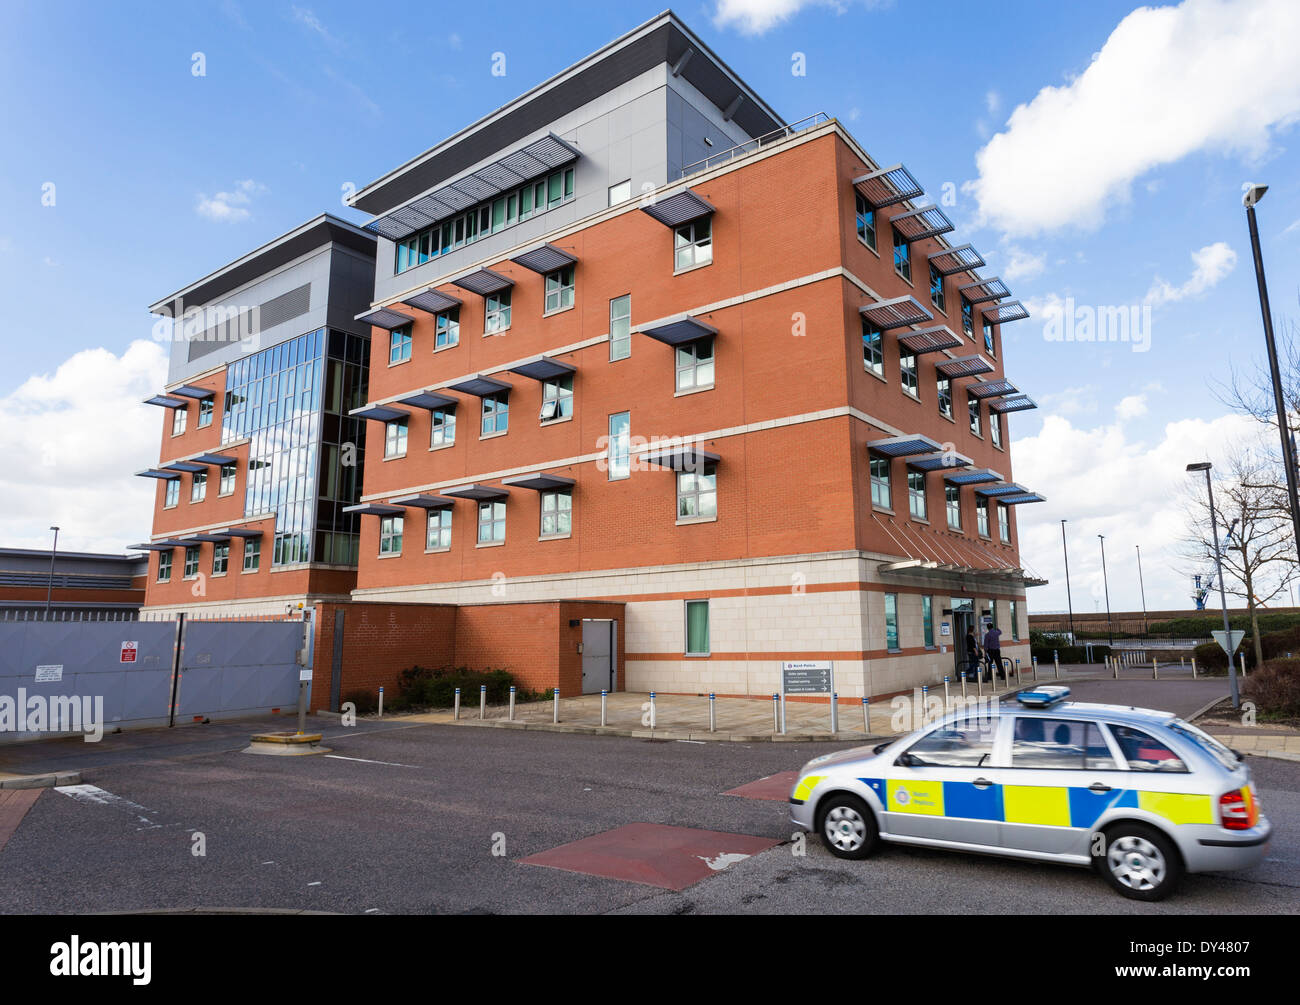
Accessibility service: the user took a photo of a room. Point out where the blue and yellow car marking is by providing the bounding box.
[887,779,944,815]
[942,780,1003,822]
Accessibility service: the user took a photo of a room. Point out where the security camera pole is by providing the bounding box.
[1243,183,1300,557]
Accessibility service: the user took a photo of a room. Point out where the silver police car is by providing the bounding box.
[789,687,1271,900]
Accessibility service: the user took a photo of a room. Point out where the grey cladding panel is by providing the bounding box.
[186,283,311,363]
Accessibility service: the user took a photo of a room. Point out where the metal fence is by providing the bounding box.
[678,112,831,178]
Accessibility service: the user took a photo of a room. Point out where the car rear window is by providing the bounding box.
[1108,724,1188,772]
[1169,719,1239,771]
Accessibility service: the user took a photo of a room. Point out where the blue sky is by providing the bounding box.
[2,0,1298,614]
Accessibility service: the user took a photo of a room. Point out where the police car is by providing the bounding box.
[788,687,1270,900]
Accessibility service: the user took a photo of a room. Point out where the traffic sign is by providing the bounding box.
[782,660,833,695]
[1211,630,1245,656]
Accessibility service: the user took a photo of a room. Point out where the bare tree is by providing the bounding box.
[1181,449,1298,666]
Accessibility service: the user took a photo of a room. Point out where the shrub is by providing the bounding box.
[1244,659,1300,718]
[390,665,547,710]
[1030,644,1110,664]
[340,688,378,715]
[1150,612,1300,637]
[1195,624,1300,674]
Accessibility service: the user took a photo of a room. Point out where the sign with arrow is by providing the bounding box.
[782,660,833,695]
[1211,630,1245,656]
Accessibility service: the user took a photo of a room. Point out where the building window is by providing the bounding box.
[609,295,631,361]
[675,338,714,391]
[183,546,199,579]
[540,490,572,537]
[540,375,573,422]
[677,463,717,519]
[870,457,891,509]
[999,503,1011,543]
[544,266,575,313]
[389,325,412,364]
[884,593,899,651]
[435,309,459,350]
[157,551,172,583]
[478,500,505,543]
[937,377,952,419]
[219,463,236,496]
[961,296,973,337]
[379,515,403,555]
[862,320,884,377]
[608,179,631,205]
[969,397,981,436]
[427,508,452,550]
[984,322,996,356]
[191,471,207,502]
[243,538,260,572]
[990,412,1002,449]
[977,497,990,537]
[608,411,630,480]
[485,290,511,334]
[198,398,214,428]
[855,192,876,251]
[900,354,918,397]
[893,230,910,282]
[946,484,962,530]
[922,595,934,647]
[481,393,509,436]
[430,407,455,447]
[212,542,229,575]
[164,478,180,508]
[908,470,927,520]
[674,217,712,271]
[385,419,408,458]
[172,406,187,436]
[1009,599,1020,641]
[685,599,710,656]
[929,265,945,313]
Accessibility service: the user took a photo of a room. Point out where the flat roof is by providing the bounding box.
[347,10,784,216]
[148,213,377,318]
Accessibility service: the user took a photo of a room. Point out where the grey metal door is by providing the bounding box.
[581,620,613,694]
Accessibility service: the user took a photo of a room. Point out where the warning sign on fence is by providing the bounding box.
[120,641,138,664]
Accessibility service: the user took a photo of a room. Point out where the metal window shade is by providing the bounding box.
[144,395,187,408]
[190,533,233,543]
[898,326,962,355]
[999,493,1046,505]
[958,277,1011,304]
[220,528,265,538]
[350,404,412,421]
[640,189,715,228]
[511,244,578,274]
[639,316,718,346]
[160,461,208,473]
[852,164,924,208]
[509,356,576,381]
[859,296,934,330]
[988,394,1038,414]
[356,306,416,330]
[135,468,181,480]
[640,445,719,470]
[191,453,237,466]
[982,300,1030,324]
[341,503,407,516]
[441,484,510,501]
[446,375,511,397]
[128,542,181,552]
[975,483,1029,497]
[966,378,1018,399]
[170,384,215,400]
[927,244,986,276]
[935,355,995,379]
[390,494,457,509]
[909,452,972,471]
[945,468,1003,485]
[890,204,956,243]
[501,473,576,492]
[405,289,462,314]
[867,434,943,457]
[451,268,514,297]
[397,391,459,410]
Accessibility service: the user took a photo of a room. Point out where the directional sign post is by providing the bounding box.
[782,660,834,735]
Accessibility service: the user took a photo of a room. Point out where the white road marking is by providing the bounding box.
[696,852,752,871]
[676,739,705,744]
[324,754,421,768]
[308,881,322,887]
[57,783,162,830]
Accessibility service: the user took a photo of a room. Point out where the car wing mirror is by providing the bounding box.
[894,752,915,767]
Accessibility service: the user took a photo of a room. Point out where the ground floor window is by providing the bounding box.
[685,599,710,655]
[922,595,934,647]
[243,538,261,572]
[884,593,899,651]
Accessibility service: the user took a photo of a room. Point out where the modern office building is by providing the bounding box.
[0,548,147,619]
[338,10,1045,699]
[135,215,378,615]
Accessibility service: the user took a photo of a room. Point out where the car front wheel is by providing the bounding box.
[1096,823,1183,901]
[817,793,878,860]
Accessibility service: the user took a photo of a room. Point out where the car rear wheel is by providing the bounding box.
[817,793,878,860]
[1096,823,1183,901]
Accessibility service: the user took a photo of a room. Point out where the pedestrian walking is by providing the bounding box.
[964,626,981,682]
[984,624,1004,682]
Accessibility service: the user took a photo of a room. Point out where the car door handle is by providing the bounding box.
[973,778,993,789]
[1088,783,1112,793]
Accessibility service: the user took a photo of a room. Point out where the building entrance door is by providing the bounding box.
[581,619,615,694]
[950,599,976,680]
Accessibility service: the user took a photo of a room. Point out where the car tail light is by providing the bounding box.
[1219,788,1259,830]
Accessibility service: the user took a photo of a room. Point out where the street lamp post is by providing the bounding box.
[1098,534,1113,648]
[43,526,60,619]
[1188,462,1240,708]
[1060,519,1076,642]
[1243,184,1300,557]
[1136,544,1148,636]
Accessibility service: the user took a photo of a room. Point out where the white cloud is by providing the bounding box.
[1001,245,1047,282]
[1115,394,1148,420]
[985,90,1000,116]
[195,179,267,222]
[1012,406,1261,612]
[1145,241,1237,306]
[712,0,889,35]
[967,0,1300,236]
[0,341,168,552]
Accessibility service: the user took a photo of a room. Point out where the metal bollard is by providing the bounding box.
[601,689,608,727]
[1054,655,1060,679]
[1192,657,1198,679]
[831,693,839,734]
[976,671,984,698]
[709,692,716,733]
[1181,656,1186,669]
[772,693,780,733]
[862,695,870,733]
[649,691,657,729]
[1014,658,1021,682]
[1031,657,1038,682]
[961,672,968,700]
[943,675,951,707]
[378,686,384,718]
[1152,658,1158,680]
[508,685,516,721]
[454,687,460,721]
[1112,656,1118,680]
[553,687,559,723]
[922,685,930,724]
[1240,653,1248,678]
[480,684,486,719]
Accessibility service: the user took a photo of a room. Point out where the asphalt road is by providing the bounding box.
[0,677,1293,915]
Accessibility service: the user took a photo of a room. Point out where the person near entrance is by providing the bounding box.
[963,626,981,681]
[983,624,1004,682]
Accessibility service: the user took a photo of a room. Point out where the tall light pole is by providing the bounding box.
[1060,519,1075,641]
[1098,534,1113,647]
[1188,461,1239,708]
[44,526,60,619]
[1136,544,1148,636]
[1243,183,1300,557]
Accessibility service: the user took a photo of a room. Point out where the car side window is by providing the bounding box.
[1109,724,1188,772]
[1011,718,1117,770]
[903,715,997,768]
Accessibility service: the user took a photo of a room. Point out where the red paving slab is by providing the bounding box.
[722,770,799,801]
[518,823,781,891]
[0,789,42,855]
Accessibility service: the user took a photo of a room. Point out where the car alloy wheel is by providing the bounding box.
[825,805,867,853]
[1107,834,1167,892]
